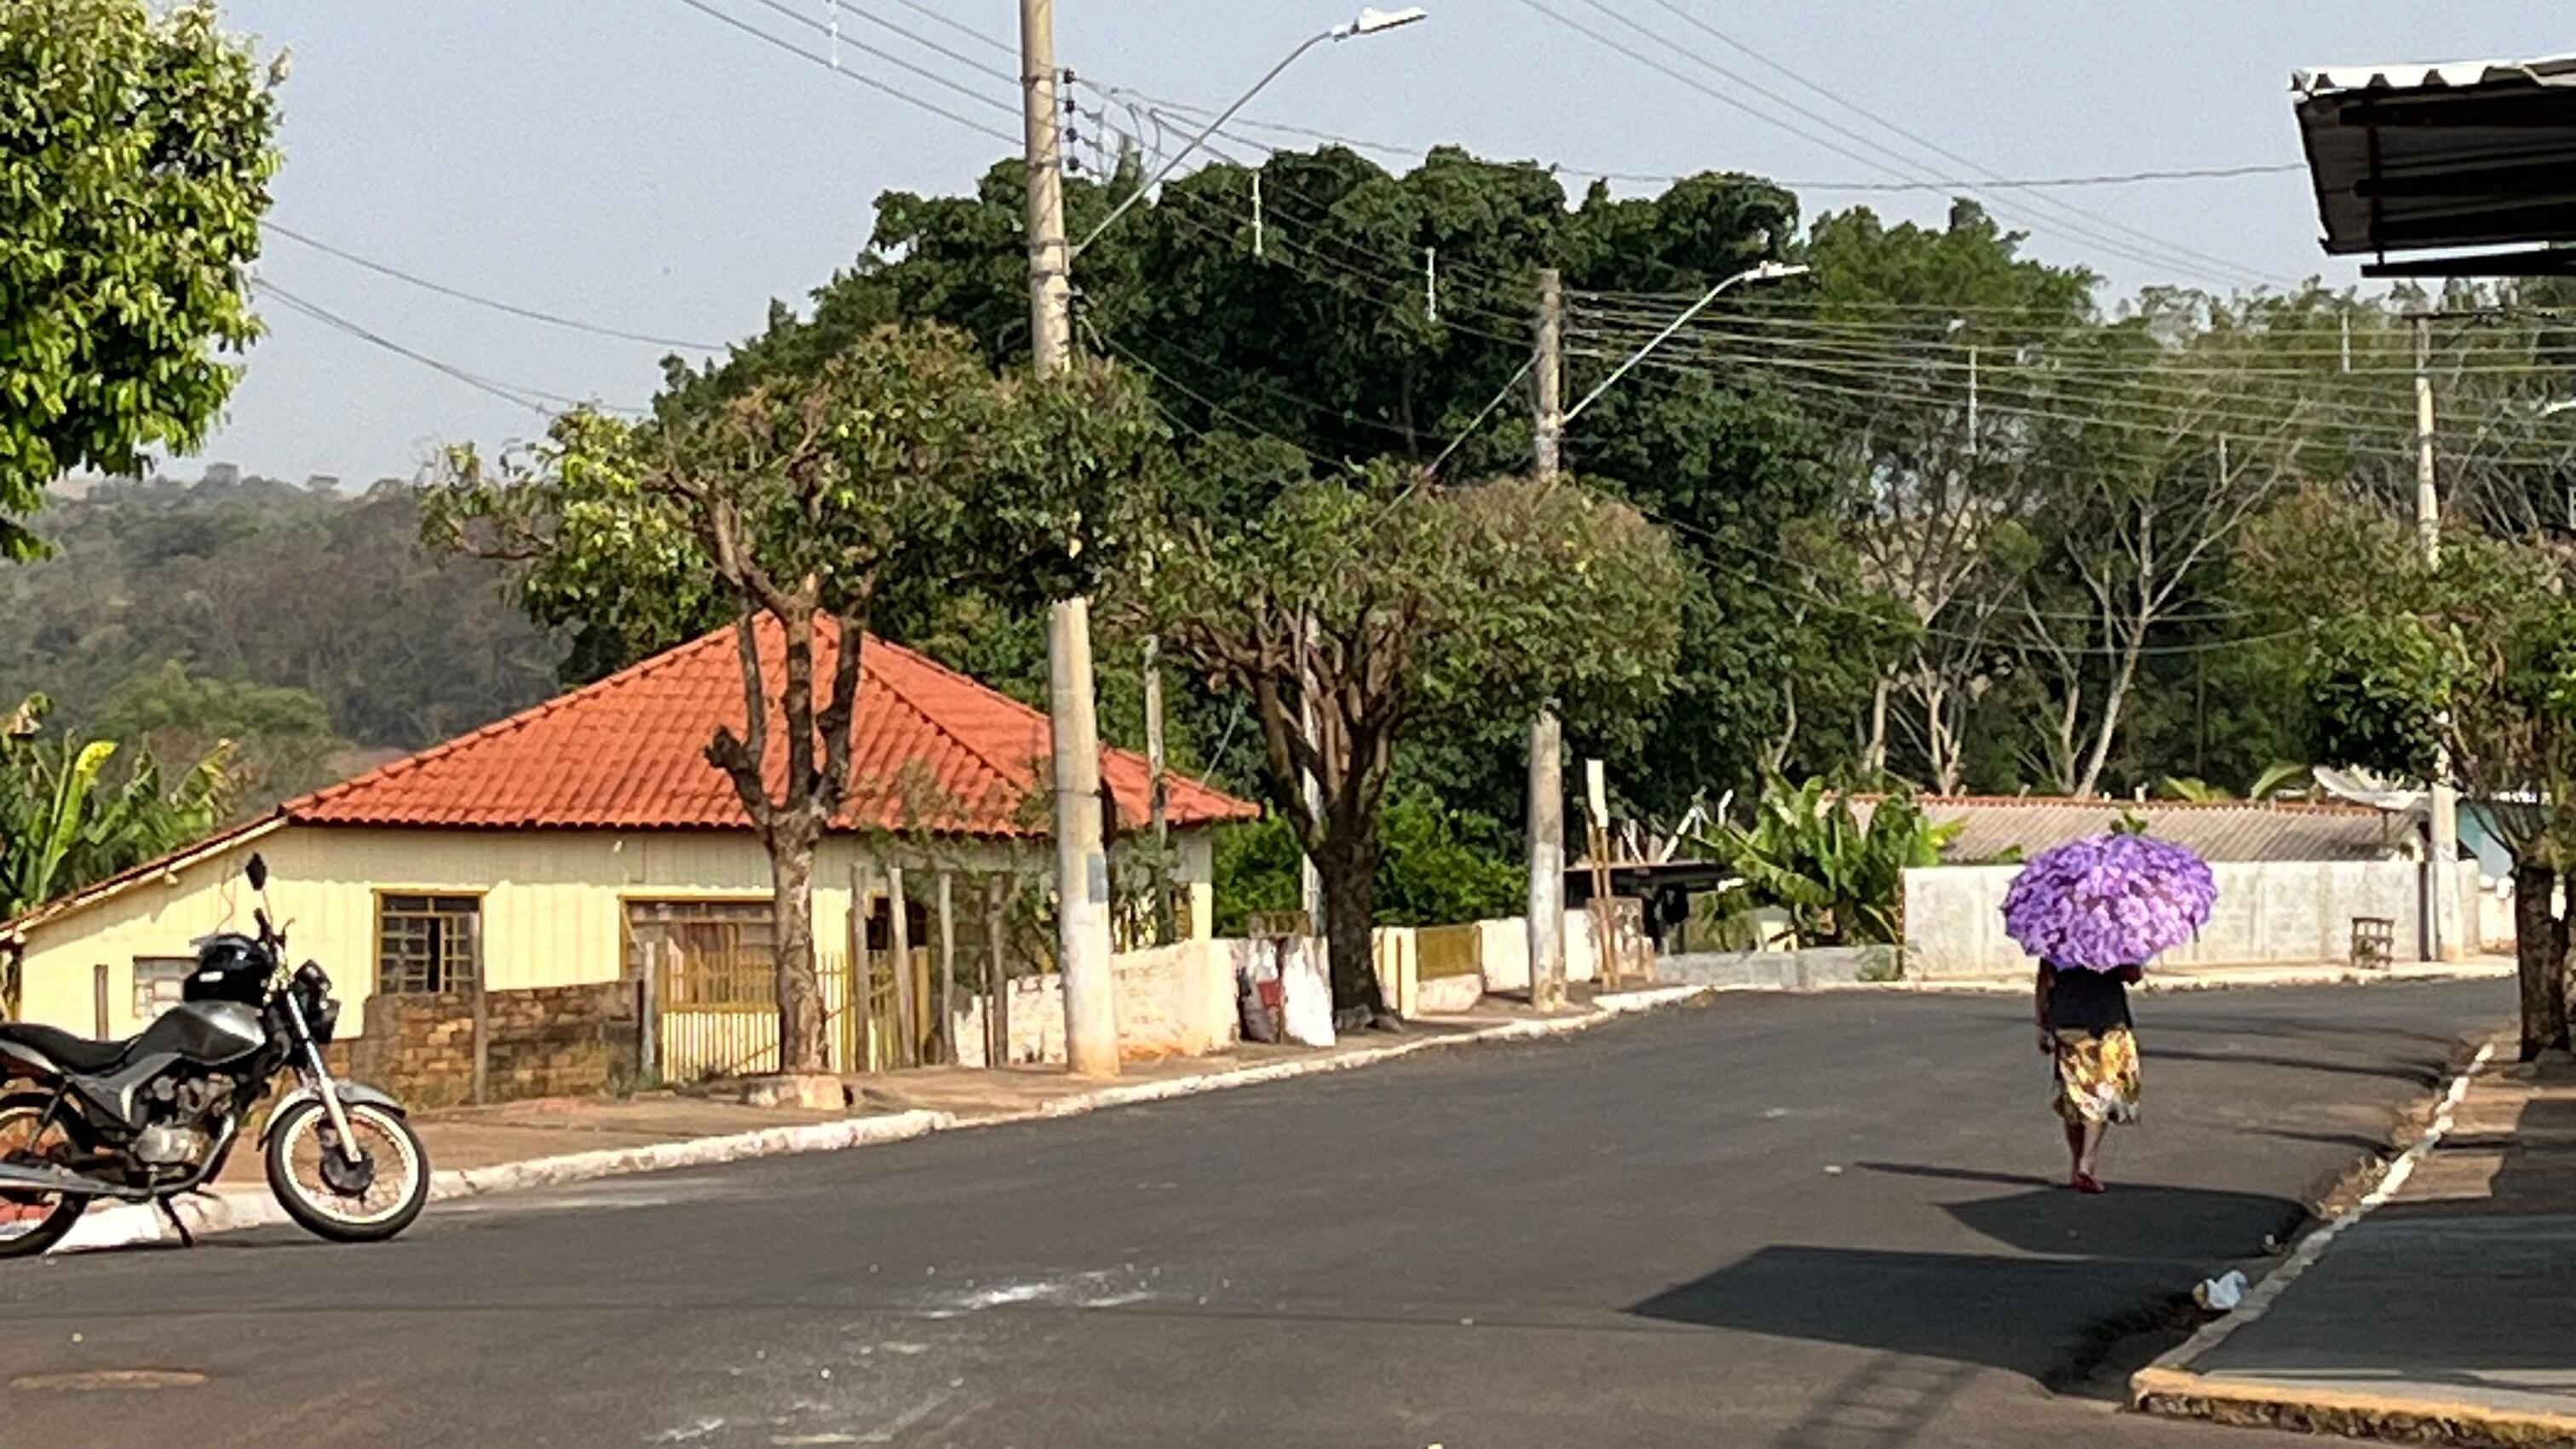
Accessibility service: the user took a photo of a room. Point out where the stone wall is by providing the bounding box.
[341,982,639,1106]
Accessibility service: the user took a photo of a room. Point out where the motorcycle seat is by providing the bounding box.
[0,1022,131,1073]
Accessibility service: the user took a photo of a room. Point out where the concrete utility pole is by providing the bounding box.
[1021,0,1118,1076]
[2416,313,2465,963]
[1527,267,1567,1011]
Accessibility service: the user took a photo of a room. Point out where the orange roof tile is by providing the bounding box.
[285,618,1258,837]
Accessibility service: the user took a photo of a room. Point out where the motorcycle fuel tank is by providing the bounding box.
[130,1002,263,1067]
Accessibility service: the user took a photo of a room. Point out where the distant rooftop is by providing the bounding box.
[1854,796,2408,865]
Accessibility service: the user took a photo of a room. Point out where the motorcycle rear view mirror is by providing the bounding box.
[246,854,268,892]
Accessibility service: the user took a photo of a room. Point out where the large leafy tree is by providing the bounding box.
[2240,487,2573,1059]
[1138,470,1685,1022]
[428,325,1166,1071]
[0,0,280,556]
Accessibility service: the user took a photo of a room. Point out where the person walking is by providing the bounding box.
[2037,960,2143,1193]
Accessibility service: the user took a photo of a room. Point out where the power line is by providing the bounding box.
[1508,0,2277,292]
[1562,324,2576,463]
[267,223,727,352]
[1090,83,2301,193]
[1623,0,2291,291]
[256,279,618,417]
[665,0,1020,145]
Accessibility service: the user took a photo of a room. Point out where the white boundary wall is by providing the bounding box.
[1903,860,2480,979]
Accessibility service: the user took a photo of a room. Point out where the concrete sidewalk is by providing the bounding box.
[2136,1038,2576,1447]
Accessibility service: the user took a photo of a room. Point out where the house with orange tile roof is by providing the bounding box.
[0,621,1258,1087]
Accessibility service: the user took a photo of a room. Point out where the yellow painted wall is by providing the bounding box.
[10,824,1213,1042]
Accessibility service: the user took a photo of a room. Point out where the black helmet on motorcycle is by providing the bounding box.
[184,933,276,1008]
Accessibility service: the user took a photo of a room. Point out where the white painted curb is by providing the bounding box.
[55,988,1717,1256]
[2131,1038,2498,1396]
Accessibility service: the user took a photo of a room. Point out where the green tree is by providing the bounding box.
[428,325,1168,1072]
[2241,487,2573,1059]
[0,0,281,556]
[716,148,1843,828]
[1138,470,1686,1023]
[93,660,350,814]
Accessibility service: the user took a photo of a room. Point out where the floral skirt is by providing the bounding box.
[2052,1025,2142,1127]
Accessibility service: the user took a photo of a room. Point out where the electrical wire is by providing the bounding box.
[1090,79,2303,194]
[1618,0,2292,290]
[256,279,633,417]
[1508,0,2280,292]
[267,223,727,352]
[664,0,1020,145]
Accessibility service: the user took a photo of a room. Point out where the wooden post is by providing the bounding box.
[936,871,958,1066]
[888,865,916,1069]
[852,859,879,1073]
[469,955,491,1107]
[1584,760,1619,990]
[986,873,1011,1067]
[636,937,659,1084]
[92,963,109,1039]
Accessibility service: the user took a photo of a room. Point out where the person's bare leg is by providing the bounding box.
[2063,1123,2085,1180]
[2078,1123,2107,1179]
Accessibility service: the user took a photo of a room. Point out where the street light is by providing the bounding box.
[1072,7,1429,253]
[1336,6,1427,37]
[1561,259,1808,423]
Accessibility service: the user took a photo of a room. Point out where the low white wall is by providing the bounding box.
[1472,911,1600,993]
[950,938,1244,1067]
[1902,860,2479,978]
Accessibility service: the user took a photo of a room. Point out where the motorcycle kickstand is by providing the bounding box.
[152,1197,197,1249]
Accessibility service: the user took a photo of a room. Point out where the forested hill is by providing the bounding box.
[1,474,565,813]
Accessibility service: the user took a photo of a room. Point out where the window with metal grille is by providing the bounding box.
[377,894,480,996]
[132,957,195,1022]
[627,900,776,1009]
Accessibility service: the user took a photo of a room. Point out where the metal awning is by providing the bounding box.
[2291,54,2576,275]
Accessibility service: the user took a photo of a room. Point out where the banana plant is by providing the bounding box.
[1699,778,1964,946]
[1,695,234,919]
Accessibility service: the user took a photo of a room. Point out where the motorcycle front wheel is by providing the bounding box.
[264,1097,429,1244]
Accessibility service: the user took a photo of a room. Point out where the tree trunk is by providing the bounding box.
[2510,860,2571,1061]
[768,819,831,1073]
[1316,825,1388,1027]
[2073,635,2143,799]
[1863,678,1891,778]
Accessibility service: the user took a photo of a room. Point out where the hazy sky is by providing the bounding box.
[193,1,2568,485]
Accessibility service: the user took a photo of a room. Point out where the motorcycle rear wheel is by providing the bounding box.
[0,1094,88,1260]
[265,1098,428,1244]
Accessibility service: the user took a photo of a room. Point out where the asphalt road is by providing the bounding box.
[0,980,2507,1449]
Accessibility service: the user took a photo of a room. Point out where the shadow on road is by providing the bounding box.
[1628,1163,2305,1386]
[2148,1046,2442,1089]
[1856,1162,2311,1260]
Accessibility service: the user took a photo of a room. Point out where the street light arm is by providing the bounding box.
[1562,262,1807,424]
[1072,31,1335,256]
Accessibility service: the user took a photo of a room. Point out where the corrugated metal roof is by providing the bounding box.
[1854,796,2406,865]
[2291,54,2576,260]
[284,618,1258,836]
[2293,57,2576,97]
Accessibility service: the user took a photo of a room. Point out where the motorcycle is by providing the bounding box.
[0,853,429,1255]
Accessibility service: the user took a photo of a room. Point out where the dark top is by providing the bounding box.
[2046,967,2133,1035]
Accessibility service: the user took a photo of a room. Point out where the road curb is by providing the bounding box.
[55,986,1716,1256]
[2127,1038,2501,1437]
[2130,1366,2576,1449]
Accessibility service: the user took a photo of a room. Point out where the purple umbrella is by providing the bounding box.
[2000,833,2217,972]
